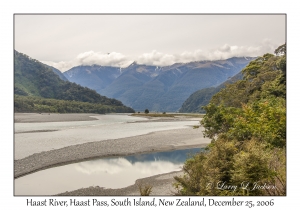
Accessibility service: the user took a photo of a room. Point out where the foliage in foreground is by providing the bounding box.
[138,183,153,196]
[174,44,286,196]
[174,139,286,196]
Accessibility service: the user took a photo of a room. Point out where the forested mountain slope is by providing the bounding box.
[14,50,134,113]
[179,72,243,113]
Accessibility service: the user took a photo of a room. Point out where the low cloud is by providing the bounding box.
[136,40,279,66]
[43,40,281,72]
[76,51,131,67]
[137,51,177,66]
[42,51,133,72]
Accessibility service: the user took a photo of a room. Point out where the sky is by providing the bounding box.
[14,14,286,72]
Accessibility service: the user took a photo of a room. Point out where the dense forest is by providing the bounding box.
[14,95,134,114]
[174,44,286,196]
[14,50,135,113]
[179,72,244,113]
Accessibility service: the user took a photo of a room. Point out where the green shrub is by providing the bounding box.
[138,183,152,196]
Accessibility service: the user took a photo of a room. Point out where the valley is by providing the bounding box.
[63,57,253,112]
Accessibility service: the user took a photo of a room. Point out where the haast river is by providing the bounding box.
[14,114,201,159]
[14,114,204,195]
[15,148,202,196]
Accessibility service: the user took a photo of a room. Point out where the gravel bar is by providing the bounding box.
[14,127,210,178]
[14,113,99,123]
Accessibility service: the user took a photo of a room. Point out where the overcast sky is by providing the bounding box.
[15,14,286,72]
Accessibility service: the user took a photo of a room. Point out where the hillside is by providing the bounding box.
[64,57,253,112]
[64,65,121,92]
[46,64,69,81]
[175,44,286,196]
[14,50,134,113]
[179,72,243,113]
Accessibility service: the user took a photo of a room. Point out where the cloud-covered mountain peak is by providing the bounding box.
[63,57,254,112]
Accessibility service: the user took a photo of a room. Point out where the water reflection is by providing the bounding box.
[15,148,201,196]
[126,148,200,163]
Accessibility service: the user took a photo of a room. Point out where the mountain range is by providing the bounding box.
[63,57,254,112]
[14,50,134,113]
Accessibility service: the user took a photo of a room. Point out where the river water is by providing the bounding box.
[14,114,203,195]
[14,114,200,159]
[15,148,201,195]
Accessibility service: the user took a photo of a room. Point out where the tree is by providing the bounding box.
[144,109,149,114]
[174,44,286,196]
